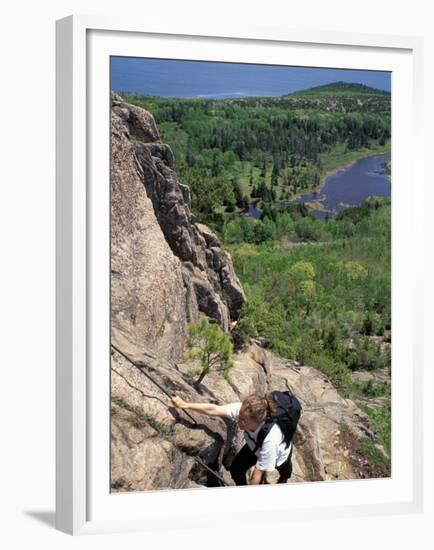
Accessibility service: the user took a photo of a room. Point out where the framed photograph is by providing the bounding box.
[56,15,424,535]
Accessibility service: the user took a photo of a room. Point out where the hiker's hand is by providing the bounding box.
[171,395,187,409]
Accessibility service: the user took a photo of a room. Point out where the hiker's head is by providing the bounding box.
[238,394,277,431]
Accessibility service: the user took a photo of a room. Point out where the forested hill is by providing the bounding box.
[288,81,391,97]
[282,82,391,115]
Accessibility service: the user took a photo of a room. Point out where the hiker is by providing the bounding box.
[170,392,300,486]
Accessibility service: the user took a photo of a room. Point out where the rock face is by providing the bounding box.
[110,92,382,492]
[111,107,188,360]
[111,332,227,491]
[111,92,245,342]
[111,337,379,491]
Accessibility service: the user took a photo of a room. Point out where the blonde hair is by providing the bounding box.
[240,393,277,422]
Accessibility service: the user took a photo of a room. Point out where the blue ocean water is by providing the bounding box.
[111,57,391,99]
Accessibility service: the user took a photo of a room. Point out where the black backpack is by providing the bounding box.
[247,390,302,452]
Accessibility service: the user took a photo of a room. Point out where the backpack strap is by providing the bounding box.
[244,430,257,449]
[248,419,275,454]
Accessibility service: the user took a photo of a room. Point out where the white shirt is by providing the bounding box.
[221,402,292,471]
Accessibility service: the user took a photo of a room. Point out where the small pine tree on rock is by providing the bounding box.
[186,317,234,384]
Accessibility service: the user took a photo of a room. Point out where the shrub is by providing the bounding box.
[294,217,325,241]
[186,317,234,384]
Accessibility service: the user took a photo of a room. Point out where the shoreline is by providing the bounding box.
[319,150,391,188]
[291,150,391,203]
[243,150,391,216]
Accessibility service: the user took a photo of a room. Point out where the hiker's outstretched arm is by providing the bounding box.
[249,467,264,485]
[170,396,229,417]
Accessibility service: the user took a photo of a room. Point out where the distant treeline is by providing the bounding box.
[123,94,390,162]
[120,92,390,230]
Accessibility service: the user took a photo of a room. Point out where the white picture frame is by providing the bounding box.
[56,15,424,536]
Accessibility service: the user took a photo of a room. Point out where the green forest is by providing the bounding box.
[121,82,390,231]
[120,81,391,474]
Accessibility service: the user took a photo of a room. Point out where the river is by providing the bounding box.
[296,153,391,220]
